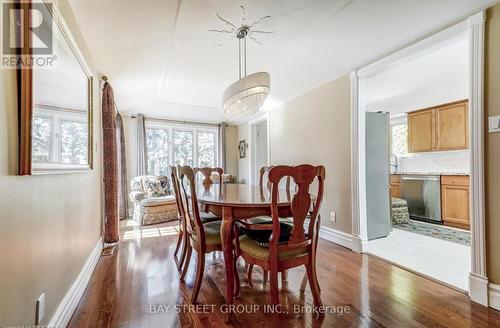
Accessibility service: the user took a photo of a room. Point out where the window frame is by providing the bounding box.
[390,119,411,158]
[32,105,90,173]
[145,121,219,175]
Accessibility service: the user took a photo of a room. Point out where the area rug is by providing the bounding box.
[395,220,470,246]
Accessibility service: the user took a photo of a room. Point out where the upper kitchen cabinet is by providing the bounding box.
[436,101,469,150]
[408,108,435,152]
[407,100,468,153]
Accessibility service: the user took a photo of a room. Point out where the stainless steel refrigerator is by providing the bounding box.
[365,112,392,240]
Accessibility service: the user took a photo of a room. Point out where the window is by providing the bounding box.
[32,106,88,166]
[32,116,52,162]
[391,124,408,156]
[146,128,170,176]
[145,122,218,175]
[197,131,216,167]
[61,120,88,165]
[173,130,193,166]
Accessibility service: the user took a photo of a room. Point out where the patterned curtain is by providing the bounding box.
[102,82,119,243]
[136,114,148,176]
[115,112,129,220]
[219,122,227,171]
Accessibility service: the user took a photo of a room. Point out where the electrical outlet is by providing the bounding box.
[36,293,45,325]
[330,211,336,222]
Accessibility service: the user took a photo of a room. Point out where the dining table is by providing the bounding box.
[197,183,293,320]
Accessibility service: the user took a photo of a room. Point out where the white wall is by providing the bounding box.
[238,75,352,233]
[0,1,102,325]
[365,37,468,115]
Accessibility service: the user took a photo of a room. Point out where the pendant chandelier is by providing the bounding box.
[211,7,272,122]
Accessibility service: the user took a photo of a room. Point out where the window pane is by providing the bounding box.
[32,116,52,162]
[146,128,170,175]
[61,120,88,164]
[197,132,216,167]
[391,124,408,156]
[173,130,193,166]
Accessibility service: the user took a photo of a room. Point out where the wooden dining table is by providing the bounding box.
[197,183,293,317]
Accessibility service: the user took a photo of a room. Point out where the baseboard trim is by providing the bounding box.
[48,237,103,327]
[488,283,500,311]
[350,235,365,253]
[469,273,489,306]
[317,226,352,249]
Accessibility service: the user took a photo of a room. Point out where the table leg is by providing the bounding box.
[221,206,234,323]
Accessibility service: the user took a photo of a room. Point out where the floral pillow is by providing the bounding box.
[143,176,170,197]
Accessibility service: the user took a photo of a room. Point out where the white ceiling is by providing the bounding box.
[365,35,469,115]
[68,0,498,123]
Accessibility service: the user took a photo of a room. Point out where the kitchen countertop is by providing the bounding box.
[391,172,469,176]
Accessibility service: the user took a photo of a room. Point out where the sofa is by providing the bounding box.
[129,175,178,225]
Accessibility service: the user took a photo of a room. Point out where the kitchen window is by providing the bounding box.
[391,123,409,157]
[146,122,219,176]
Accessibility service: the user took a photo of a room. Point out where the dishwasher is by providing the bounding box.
[400,175,442,223]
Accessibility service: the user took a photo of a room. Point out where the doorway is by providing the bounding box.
[250,116,269,185]
[350,12,487,301]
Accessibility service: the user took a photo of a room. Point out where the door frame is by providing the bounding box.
[350,11,488,305]
[248,112,270,185]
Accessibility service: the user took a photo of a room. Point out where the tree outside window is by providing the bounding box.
[32,116,52,162]
[61,121,88,164]
[146,128,170,176]
[391,124,408,156]
[173,130,194,166]
[145,124,218,176]
[197,132,216,167]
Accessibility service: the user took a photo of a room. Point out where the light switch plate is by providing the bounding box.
[489,115,500,133]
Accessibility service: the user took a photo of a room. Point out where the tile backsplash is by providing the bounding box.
[396,150,470,174]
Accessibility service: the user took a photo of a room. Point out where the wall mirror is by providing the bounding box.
[18,1,93,175]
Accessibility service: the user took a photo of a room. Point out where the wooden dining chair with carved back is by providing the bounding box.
[194,167,224,221]
[233,165,325,312]
[177,165,238,303]
[247,165,292,286]
[194,167,223,187]
[171,166,188,272]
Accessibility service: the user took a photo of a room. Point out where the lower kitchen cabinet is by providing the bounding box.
[390,174,401,198]
[441,175,470,230]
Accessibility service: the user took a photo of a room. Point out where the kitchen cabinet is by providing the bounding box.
[390,174,401,198]
[441,175,470,230]
[436,101,469,150]
[408,109,435,152]
[407,100,468,153]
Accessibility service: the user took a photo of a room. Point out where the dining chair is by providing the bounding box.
[194,167,224,220]
[247,165,292,286]
[177,165,237,303]
[233,164,325,311]
[171,166,188,272]
[194,167,223,187]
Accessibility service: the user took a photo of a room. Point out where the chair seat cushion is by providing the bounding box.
[191,221,222,245]
[236,235,307,260]
[240,216,294,246]
[392,197,407,208]
[200,212,222,223]
[141,195,176,207]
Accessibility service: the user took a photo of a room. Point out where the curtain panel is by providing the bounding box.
[219,122,227,172]
[116,112,129,220]
[136,114,148,176]
[102,82,119,243]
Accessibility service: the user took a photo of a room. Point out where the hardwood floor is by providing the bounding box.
[68,220,500,327]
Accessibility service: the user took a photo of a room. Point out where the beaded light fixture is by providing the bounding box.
[211,6,272,122]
